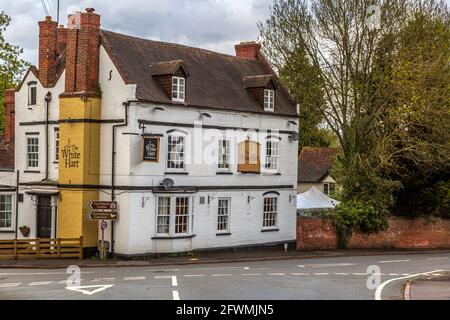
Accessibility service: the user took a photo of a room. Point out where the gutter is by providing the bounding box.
[110,102,130,255]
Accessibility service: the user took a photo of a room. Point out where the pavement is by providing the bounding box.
[0,251,449,300]
[404,272,450,300]
[1,248,450,269]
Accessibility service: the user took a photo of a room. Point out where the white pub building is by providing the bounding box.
[0,9,299,256]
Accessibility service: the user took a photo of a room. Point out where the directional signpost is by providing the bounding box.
[88,201,118,261]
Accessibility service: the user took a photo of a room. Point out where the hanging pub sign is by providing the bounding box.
[143,136,160,162]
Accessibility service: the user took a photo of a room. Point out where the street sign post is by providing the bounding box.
[89,201,118,211]
[88,211,119,221]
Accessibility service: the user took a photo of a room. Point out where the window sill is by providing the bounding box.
[216,172,233,175]
[216,232,232,236]
[261,172,281,176]
[24,170,41,173]
[152,234,196,240]
[0,230,15,234]
[164,172,189,175]
[261,229,280,233]
[238,172,261,175]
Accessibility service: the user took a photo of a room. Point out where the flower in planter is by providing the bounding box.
[19,226,30,237]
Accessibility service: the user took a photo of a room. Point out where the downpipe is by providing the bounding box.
[110,102,130,256]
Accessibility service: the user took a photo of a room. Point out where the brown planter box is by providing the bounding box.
[19,226,30,237]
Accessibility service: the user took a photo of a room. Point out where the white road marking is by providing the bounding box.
[172,276,178,287]
[184,275,205,278]
[389,274,400,276]
[352,273,369,276]
[0,271,94,276]
[378,259,411,264]
[298,263,357,268]
[0,283,21,288]
[212,274,233,277]
[29,281,52,286]
[291,273,309,276]
[375,270,443,300]
[427,257,448,261]
[314,273,330,276]
[92,278,115,282]
[244,267,250,270]
[268,273,286,276]
[172,290,180,300]
[241,274,261,276]
[65,284,114,296]
[124,276,146,281]
[334,273,349,276]
[58,279,84,284]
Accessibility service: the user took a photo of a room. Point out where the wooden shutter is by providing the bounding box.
[238,140,260,173]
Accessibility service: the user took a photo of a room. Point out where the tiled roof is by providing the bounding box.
[298,147,341,183]
[100,30,297,117]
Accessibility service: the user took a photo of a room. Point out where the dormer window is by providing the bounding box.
[172,76,185,102]
[264,89,275,112]
[243,75,277,112]
[150,60,189,103]
[28,81,37,106]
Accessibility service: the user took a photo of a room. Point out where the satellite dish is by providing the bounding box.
[161,178,175,191]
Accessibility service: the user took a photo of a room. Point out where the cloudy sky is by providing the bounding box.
[2,0,273,65]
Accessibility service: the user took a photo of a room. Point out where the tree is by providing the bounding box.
[259,8,336,151]
[373,8,450,216]
[0,11,28,132]
[259,0,449,207]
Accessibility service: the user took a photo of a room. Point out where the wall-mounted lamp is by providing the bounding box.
[288,120,298,127]
[199,112,212,119]
[142,197,150,208]
[289,195,297,203]
[208,196,216,204]
[248,196,256,204]
[152,106,166,112]
[139,123,146,134]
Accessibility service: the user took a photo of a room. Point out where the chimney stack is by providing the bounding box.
[39,16,58,87]
[235,41,262,60]
[64,8,101,94]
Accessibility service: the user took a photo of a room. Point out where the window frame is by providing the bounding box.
[263,138,280,173]
[28,83,37,106]
[264,89,275,112]
[323,183,336,196]
[172,76,186,102]
[155,196,192,236]
[217,198,231,233]
[263,197,278,229]
[0,194,14,231]
[26,134,40,170]
[54,128,60,163]
[218,139,231,171]
[166,133,186,172]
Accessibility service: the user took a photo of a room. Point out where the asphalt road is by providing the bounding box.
[0,252,449,300]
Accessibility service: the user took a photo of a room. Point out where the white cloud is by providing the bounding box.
[2,0,273,65]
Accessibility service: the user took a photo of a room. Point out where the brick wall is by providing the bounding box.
[297,217,450,250]
[0,89,15,170]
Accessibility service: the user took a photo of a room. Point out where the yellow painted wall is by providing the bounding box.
[57,97,101,248]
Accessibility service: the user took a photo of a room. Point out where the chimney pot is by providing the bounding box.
[86,8,95,13]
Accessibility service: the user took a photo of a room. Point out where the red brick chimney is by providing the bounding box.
[0,89,15,169]
[235,41,262,60]
[39,16,58,87]
[64,8,101,94]
[56,25,68,57]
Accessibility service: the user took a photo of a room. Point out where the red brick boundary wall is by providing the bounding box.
[297,217,450,250]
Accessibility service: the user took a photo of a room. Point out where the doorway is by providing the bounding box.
[37,196,52,238]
